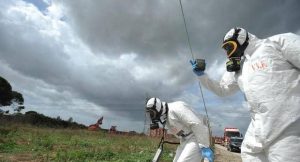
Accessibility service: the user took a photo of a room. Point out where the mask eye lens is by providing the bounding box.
[222,41,237,57]
[223,43,233,51]
[222,43,234,54]
[149,110,156,119]
[146,109,157,119]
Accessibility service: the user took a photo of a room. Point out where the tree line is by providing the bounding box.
[0,111,86,129]
[0,76,24,113]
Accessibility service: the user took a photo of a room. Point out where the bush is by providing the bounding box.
[0,112,86,129]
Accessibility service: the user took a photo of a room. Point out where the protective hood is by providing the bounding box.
[244,33,261,56]
[145,98,168,129]
[222,27,249,58]
[222,27,261,57]
[222,27,261,72]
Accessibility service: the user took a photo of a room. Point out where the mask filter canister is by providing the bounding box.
[226,57,241,72]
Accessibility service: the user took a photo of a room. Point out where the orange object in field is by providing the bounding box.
[88,116,103,131]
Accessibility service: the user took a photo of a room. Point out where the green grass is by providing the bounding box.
[0,125,176,162]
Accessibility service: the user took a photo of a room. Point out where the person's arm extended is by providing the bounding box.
[198,72,240,97]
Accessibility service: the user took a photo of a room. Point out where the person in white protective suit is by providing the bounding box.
[145,97,214,162]
[190,27,300,162]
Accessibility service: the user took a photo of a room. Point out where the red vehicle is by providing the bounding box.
[223,128,241,146]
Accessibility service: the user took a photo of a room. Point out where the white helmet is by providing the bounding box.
[222,27,249,72]
[223,27,249,45]
[145,97,168,129]
[146,97,163,113]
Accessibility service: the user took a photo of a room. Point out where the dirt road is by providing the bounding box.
[214,144,242,162]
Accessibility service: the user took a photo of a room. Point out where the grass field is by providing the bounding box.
[0,125,177,162]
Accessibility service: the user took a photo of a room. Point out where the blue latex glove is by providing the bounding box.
[190,60,205,76]
[201,147,214,162]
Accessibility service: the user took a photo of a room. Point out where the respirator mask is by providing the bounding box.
[222,28,249,72]
[145,98,168,130]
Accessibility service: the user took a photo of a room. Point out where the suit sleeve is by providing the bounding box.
[198,72,240,97]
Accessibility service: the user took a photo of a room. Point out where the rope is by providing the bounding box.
[178,0,213,146]
[179,0,195,60]
[198,82,213,146]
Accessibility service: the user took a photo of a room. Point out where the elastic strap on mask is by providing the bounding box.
[160,102,169,125]
[232,28,240,40]
[240,31,249,52]
[230,28,249,48]
[164,102,168,117]
[151,98,162,119]
[234,27,249,51]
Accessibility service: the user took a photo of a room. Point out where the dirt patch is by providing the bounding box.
[0,153,44,162]
[214,144,242,162]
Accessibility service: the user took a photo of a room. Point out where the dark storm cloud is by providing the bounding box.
[61,0,300,62]
[61,0,185,59]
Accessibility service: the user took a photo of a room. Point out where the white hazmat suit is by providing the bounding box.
[165,101,210,162]
[198,31,300,161]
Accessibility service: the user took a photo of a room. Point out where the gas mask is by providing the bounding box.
[147,108,161,129]
[146,98,168,130]
[222,28,249,72]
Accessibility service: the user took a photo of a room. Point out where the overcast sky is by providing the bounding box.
[1,0,300,136]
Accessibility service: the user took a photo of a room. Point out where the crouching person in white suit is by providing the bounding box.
[146,97,214,162]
